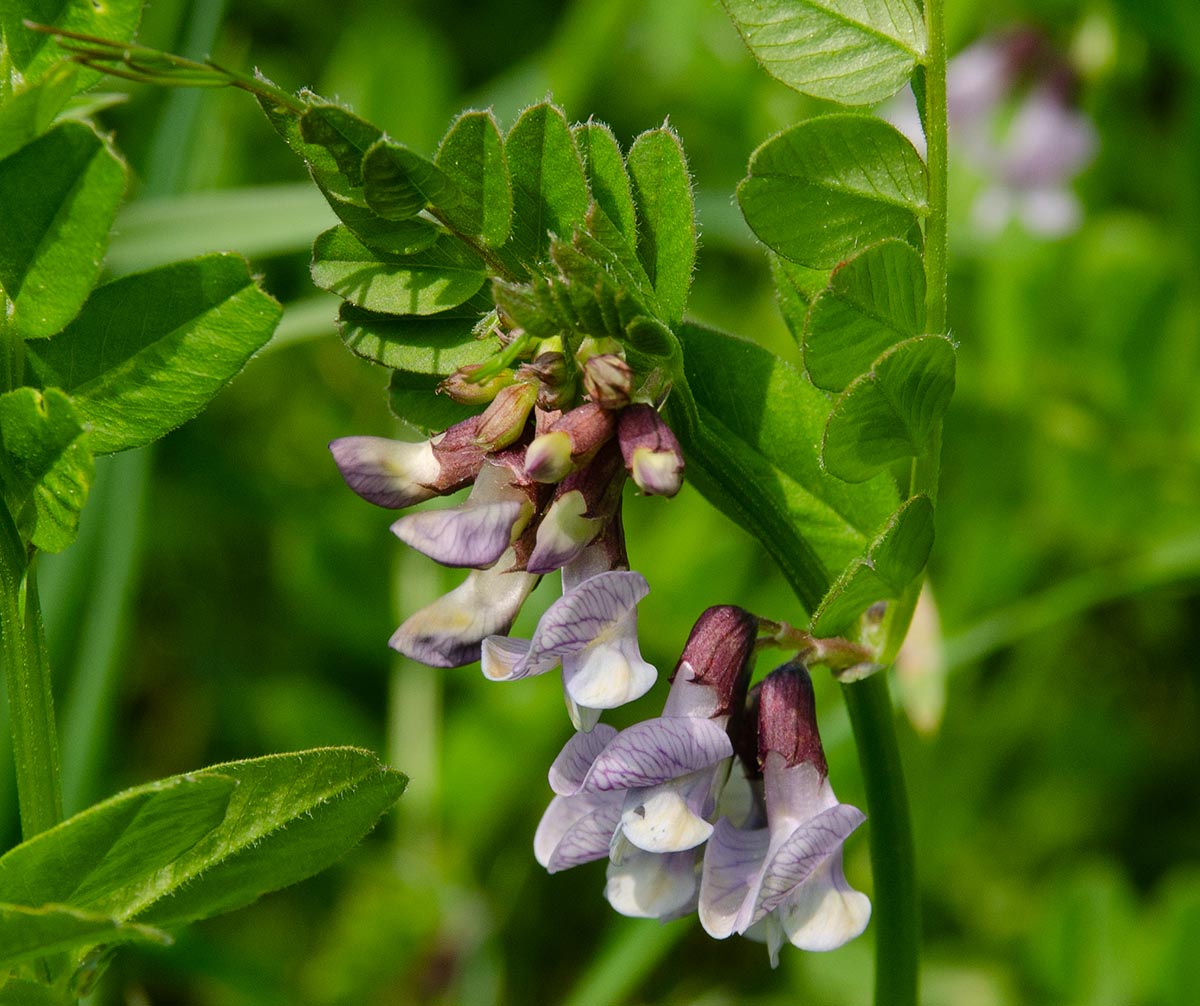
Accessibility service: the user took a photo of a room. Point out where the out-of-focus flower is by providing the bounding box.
[700,662,870,966]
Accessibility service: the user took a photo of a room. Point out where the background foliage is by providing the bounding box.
[4,0,1198,1002]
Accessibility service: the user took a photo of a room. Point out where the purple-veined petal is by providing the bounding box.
[562,616,657,711]
[547,724,618,796]
[580,716,733,793]
[776,851,872,952]
[329,436,441,508]
[741,802,866,930]
[389,552,538,667]
[763,759,838,840]
[619,773,715,854]
[534,791,622,873]
[526,490,603,573]
[604,847,699,920]
[699,818,770,939]
[391,500,526,568]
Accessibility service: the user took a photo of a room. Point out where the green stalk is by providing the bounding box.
[1,508,63,840]
[842,674,918,1006]
[845,4,948,1002]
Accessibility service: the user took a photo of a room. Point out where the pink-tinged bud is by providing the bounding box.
[582,354,633,409]
[518,352,576,412]
[527,442,625,574]
[438,365,516,405]
[330,415,486,509]
[524,403,617,483]
[670,606,758,716]
[474,381,538,452]
[617,405,684,497]
[758,663,827,777]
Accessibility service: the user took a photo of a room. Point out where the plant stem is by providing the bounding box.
[843,673,919,1006]
[1,508,64,840]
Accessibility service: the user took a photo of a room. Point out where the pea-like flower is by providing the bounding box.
[699,662,870,965]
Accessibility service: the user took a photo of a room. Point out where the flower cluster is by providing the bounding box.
[330,341,868,964]
[533,606,871,964]
[330,339,683,726]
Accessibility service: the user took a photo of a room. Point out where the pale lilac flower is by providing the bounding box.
[700,663,870,966]
[390,458,536,569]
[388,546,539,667]
[480,565,657,728]
[526,442,624,574]
[524,402,617,483]
[329,416,487,509]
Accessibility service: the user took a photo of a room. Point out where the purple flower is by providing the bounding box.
[329,416,487,509]
[480,564,657,729]
[390,458,536,569]
[699,663,870,965]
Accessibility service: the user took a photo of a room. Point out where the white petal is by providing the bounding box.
[604,848,699,920]
[777,852,872,952]
[562,625,657,711]
[763,758,838,840]
[619,781,713,854]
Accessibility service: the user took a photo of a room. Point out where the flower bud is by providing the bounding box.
[518,352,577,412]
[438,365,516,405]
[524,402,617,483]
[668,606,758,717]
[758,662,827,776]
[582,354,633,409]
[617,404,684,497]
[526,442,625,574]
[473,381,538,452]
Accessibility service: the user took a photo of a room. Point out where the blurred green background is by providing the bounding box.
[4,0,1200,1002]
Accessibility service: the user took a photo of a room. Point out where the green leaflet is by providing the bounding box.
[671,321,897,610]
[0,63,78,161]
[338,296,498,372]
[0,121,126,338]
[504,102,590,265]
[362,138,460,221]
[738,113,927,270]
[574,121,638,246]
[720,0,926,106]
[0,388,92,553]
[822,334,956,483]
[812,494,935,636]
[805,239,926,391]
[297,102,384,192]
[0,903,169,971]
[0,747,406,929]
[0,0,142,96]
[435,110,512,246]
[26,254,282,455]
[310,225,487,316]
[627,126,696,326]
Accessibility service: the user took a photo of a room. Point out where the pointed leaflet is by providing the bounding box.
[0,748,405,928]
[504,102,590,265]
[0,121,126,338]
[311,225,487,316]
[805,239,926,391]
[0,0,141,94]
[721,0,926,106]
[338,294,498,371]
[666,322,897,610]
[821,334,956,483]
[435,110,512,246]
[26,254,281,455]
[0,904,168,971]
[574,121,638,244]
[812,494,934,636]
[0,388,93,553]
[738,114,927,270]
[627,126,696,326]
